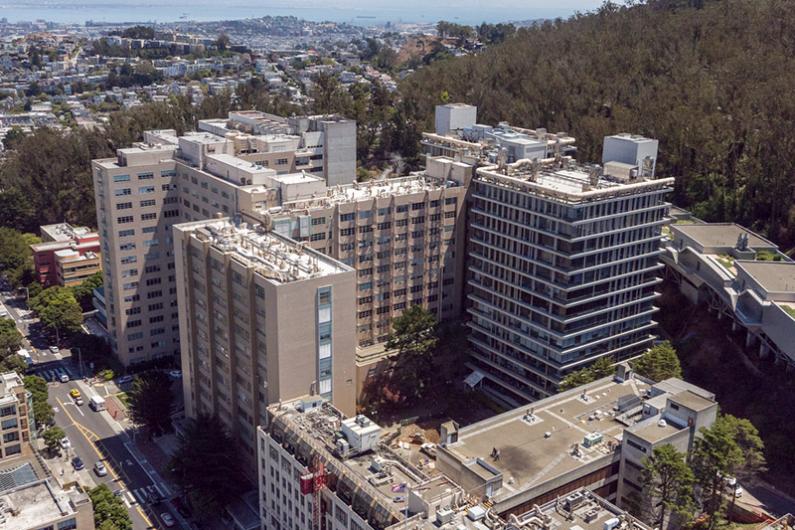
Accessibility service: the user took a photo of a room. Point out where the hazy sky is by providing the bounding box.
[3,0,609,25]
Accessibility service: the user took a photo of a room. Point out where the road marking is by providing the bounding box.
[58,397,155,528]
[124,490,137,505]
[133,489,146,504]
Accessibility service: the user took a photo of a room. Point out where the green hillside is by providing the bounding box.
[402,0,795,248]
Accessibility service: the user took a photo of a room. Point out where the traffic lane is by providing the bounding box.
[746,483,795,518]
[50,384,157,530]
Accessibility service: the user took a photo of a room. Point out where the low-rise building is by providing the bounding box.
[0,372,33,460]
[31,223,101,287]
[661,222,795,367]
[436,373,716,519]
[259,391,658,530]
[0,461,94,530]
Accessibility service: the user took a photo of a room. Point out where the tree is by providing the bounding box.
[71,271,103,311]
[215,33,231,52]
[691,414,766,528]
[0,228,36,288]
[1,127,26,151]
[0,318,22,357]
[632,341,683,381]
[639,444,696,528]
[33,287,83,341]
[128,371,174,436]
[170,414,245,518]
[559,356,614,391]
[43,426,66,455]
[89,484,133,530]
[24,375,53,428]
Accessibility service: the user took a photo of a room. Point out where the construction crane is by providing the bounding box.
[312,456,326,530]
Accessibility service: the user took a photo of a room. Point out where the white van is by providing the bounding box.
[16,349,32,367]
[89,395,106,412]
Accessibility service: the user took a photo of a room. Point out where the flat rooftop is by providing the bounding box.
[268,399,447,525]
[477,159,674,204]
[184,219,351,283]
[735,260,795,295]
[673,223,776,250]
[266,175,461,214]
[0,480,75,530]
[444,377,651,495]
[40,223,91,242]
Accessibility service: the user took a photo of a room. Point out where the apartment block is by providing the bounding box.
[0,372,34,460]
[423,103,577,165]
[437,373,716,520]
[30,223,101,287]
[255,158,469,354]
[258,390,657,530]
[92,110,356,366]
[174,218,356,464]
[466,145,674,405]
[92,143,180,365]
[661,221,795,367]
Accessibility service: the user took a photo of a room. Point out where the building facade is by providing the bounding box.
[661,221,795,367]
[258,386,662,530]
[0,372,34,460]
[30,223,101,287]
[466,143,674,405]
[174,218,357,465]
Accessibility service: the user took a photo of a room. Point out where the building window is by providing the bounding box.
[112,174,130,182]
[138,172,154,180]
[3,444,20,456]
[139,186,156,194]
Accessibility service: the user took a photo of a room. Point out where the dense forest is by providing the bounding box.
[402,0,795,250]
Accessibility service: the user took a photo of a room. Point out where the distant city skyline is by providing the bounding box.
[1,0,607,26]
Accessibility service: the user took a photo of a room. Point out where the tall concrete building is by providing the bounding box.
[92,143,180,365]
[92,111,357,366]
[465,144,674,405]
[173,218,357,462]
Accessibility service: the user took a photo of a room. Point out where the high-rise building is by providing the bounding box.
[173,218,357,463]
[92,111,357,366]
[465,144,674,405]
[92,143,180,365]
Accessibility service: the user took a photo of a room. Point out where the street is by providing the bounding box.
[0,281,188,530]
[44,361,185,530]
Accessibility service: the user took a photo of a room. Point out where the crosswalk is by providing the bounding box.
[124,484,166,508]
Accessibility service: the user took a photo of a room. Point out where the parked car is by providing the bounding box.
[161,513,175,527]
[116,375,133,385]
[59,437,70,449]
[49,345,59,354]
[167,370,182,380]
[59,373,69,383]
[94,461,107,477]
[71,457,84,471]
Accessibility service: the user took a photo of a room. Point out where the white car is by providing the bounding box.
[59,373,69,383]
[49,345,60,354]
[94,461,108,477]
[161,512,175,527]
[59,437,71,449]
[167,370,182,380]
